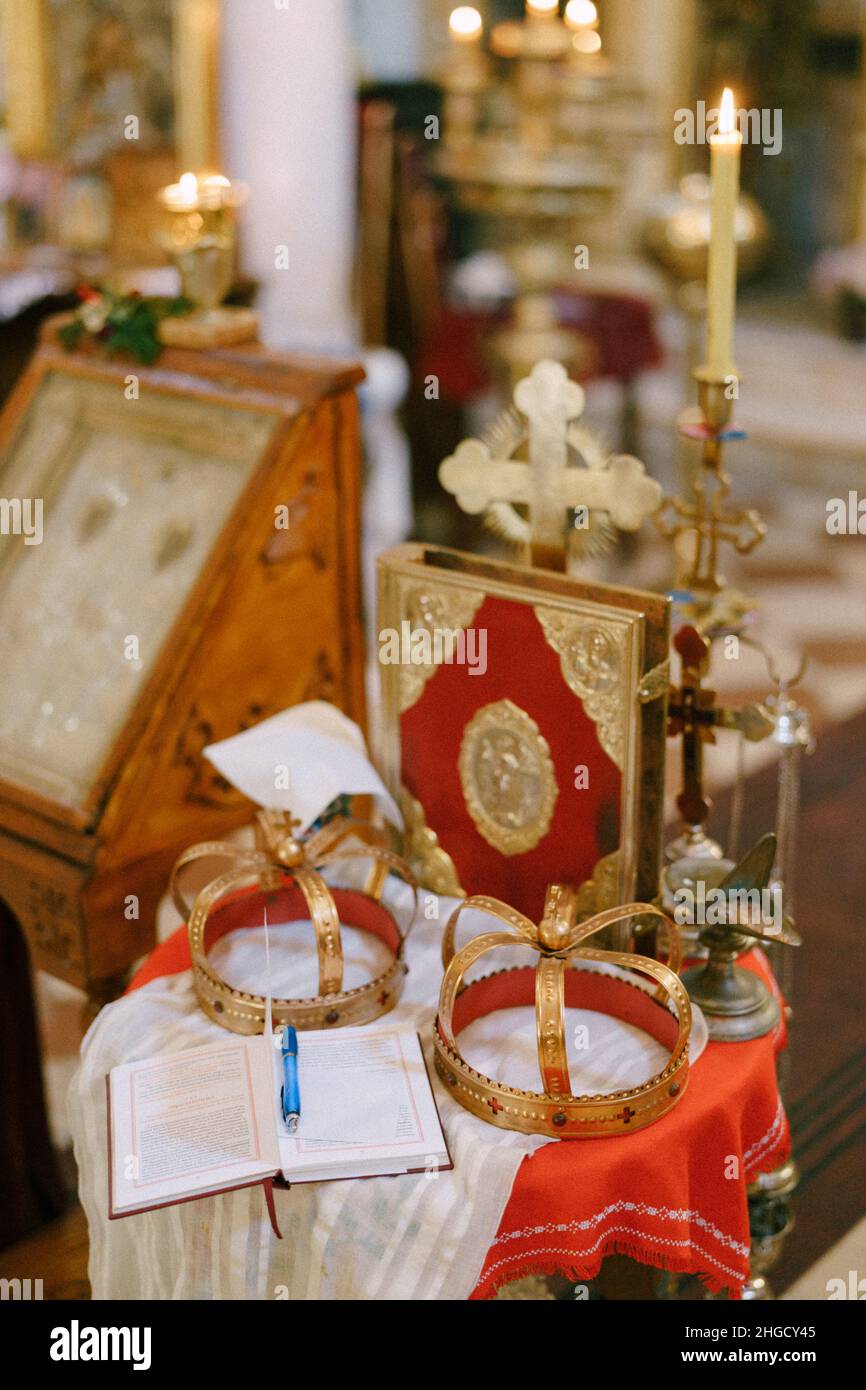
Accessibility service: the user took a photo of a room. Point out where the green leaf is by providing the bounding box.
[58,292,195,364]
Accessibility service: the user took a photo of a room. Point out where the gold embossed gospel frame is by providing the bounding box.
[376,544,670,929]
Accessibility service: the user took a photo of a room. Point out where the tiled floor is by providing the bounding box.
[0,1202,90,1300]
[781,1216,866,1301]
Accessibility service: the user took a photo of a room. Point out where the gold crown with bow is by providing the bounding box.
[434,884,691,1138]
[171,807,417,1035]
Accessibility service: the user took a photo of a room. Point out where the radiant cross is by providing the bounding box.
[438,360,662,571]
[667,626,772,858]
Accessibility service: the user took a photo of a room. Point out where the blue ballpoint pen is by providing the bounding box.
[280,1025,300,1133]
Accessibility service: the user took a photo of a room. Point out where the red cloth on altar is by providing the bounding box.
[471,951,789,1298]
[418,290,663,403]
[128,932,787,1299]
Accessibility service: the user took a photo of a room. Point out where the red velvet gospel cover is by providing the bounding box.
[377,545,670,923]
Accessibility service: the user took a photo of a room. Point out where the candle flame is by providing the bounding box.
[449,5,482,39]
[178,171,199,201]
[160,170,202,211]
[527,0,559,16]
[200,173,235,211]
[719,88,736,137]
[564,0,598,29]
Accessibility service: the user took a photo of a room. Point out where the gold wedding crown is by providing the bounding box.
[434,884,691,1138]
[172,807,417,1036]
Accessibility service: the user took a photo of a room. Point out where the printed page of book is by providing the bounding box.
[275,1027,449,1183]
[109,1037,279,1216]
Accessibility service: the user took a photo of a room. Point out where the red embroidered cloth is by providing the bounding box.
[129,933,787,1299]
[471,949,788,1298]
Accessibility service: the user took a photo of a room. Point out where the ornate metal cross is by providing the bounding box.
[657,379,765,623]
[667,625,773,860]
[439,359,662,570]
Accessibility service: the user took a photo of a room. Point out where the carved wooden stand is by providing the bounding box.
[0,326,367,1017]
[0,330,367,1218]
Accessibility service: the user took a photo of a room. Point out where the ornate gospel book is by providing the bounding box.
[377,544,670,923]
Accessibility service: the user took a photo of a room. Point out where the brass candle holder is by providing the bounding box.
[443,8,488,157]
[435,4,653,386]
[157,172,257,349]
[678,834,800,1042]
[658,366,766,632]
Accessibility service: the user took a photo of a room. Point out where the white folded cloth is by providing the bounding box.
[203,701,401,835]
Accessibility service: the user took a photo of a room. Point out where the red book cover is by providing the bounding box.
[377,545,669,922]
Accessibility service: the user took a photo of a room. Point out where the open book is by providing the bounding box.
[107,1026,451,1230]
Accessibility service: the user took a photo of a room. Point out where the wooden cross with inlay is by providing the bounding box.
[668,626,773,855]
[439,360,662,571]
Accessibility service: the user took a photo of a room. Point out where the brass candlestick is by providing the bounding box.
[443,8,488,156]
[157,173,257,349]
[658,368,766,632]
[435,4,654,386]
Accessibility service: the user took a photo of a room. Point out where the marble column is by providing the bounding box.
[602,0,698,237]
[220,0,357,353]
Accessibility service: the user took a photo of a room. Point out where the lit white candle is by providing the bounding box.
[159,171,248,215]
[449,6,483,43]
[160,171,201,212]
[705,88,743,379]
[445,7,485,152]
[564,0,598,28]
[200,174,232,210]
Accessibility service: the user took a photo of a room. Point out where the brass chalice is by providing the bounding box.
[157,172,257,348]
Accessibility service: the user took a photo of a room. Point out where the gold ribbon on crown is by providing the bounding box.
[434,885,691,1137]
[171,808,417,1035]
